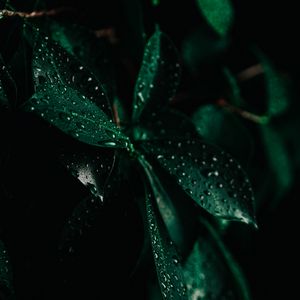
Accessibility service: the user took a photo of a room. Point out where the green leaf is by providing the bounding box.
[139,139,256,226]
[183,220,251,300]
[60,148,115,199]
[132,28,181,122]
[48,21,115,102]
[192,105,253,165]
[196,0,234,37]
[0,240,14,297]
[138,156,184,246]
[143,173,187,300]
[23,83,128,148]
[254,49,289,116]
[223,68,244,107]
[260,125,292,205]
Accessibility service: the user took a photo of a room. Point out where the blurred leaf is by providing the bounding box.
[260,125,292,205]
[134,109,198,141]
[143,171,187,300]
[183,220,251,300]
[0,240,14,297]
[196,0,234,37]
[23,83,128,148]
[132,28,181,122]
[192,104,253,165]
[255,49,289,116]
[223,68,244,106]
[139,139,256,226]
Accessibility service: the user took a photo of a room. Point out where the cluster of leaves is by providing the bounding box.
[1,0,297,299]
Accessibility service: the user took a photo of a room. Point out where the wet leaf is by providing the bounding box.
[132,28,181,122]
[23,83,128,148]
[255,49,289,116]
[48,21,115,101]
[60,148,115,199]
[138,156,184,246]
[261,125,292,205]
[196,0,234,37]
[0,240,14,297]
[143,172,187,300]
[184,220,251,300]
[139,139,256,226]
[29,32,112,117]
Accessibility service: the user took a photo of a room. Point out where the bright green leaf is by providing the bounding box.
[144,177,187,300]
[196,0,234,37]
[261,125,292,205]
[132,28,181,122]
[23,83,128,148]
[255,49,289,116]
[0,240,14,297]
[139,139,256,226]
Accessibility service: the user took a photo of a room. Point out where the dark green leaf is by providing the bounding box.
[30,32,112,117]
[261,125,292,205]
[138,156,184,246]
[59,196,104,256]
[48,21,115,101]
[139,139,256,226]
[184,220,251,300]
[23,83,128,148]
[196,0,234,37]
[0,240,14,297]
[223,68,244,106]
[192,104,253,165]
[142,170,187,299]
[254,49,289,116]
[132,28,181,122]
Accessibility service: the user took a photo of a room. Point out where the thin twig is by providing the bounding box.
[237,64,264,82]
[0,7,73,19]
[217,98,269,124]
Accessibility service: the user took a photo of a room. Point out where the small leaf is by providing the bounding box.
[139,139,256,226]
[223,68,244,107]
[196,0,234,37]
[23,83,128,148]
[261,125,292,205]
[0,240,14,297]
[132,28,181,122]
[60,148,115,199]
[143,175,187,300]
[254,49,289,116]
[183,220,251,300]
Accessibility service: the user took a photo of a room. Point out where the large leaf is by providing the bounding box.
[196,0,234,37]
[23,83,129,148]
[139,139,256,226]
[132,28,181,122]
[142,174,187,300]
[183,220,251,300]
[0,240,14,297]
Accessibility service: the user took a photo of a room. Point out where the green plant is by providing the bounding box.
[1,1,298,299]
